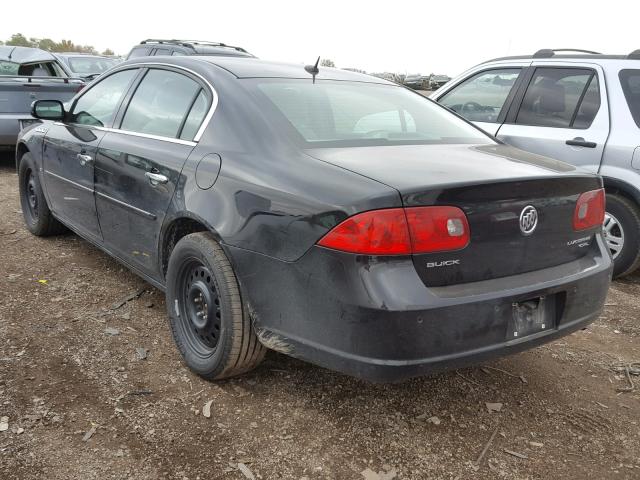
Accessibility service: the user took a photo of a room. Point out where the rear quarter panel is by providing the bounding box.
[164,69,401,263]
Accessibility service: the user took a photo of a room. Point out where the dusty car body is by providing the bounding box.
[17,56,612,382]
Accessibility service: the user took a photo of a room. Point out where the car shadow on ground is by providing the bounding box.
[0,151,14,171]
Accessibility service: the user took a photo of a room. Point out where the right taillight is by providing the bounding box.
[317,206,470,255]
[573,188,605,231]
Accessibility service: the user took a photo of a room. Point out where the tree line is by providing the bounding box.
[0,33,115,56]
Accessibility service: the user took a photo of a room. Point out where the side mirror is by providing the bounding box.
[31,100,65,120]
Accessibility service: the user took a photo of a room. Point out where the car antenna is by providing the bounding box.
[304,56,320,83]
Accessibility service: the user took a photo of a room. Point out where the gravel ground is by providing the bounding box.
[0,151,639,480]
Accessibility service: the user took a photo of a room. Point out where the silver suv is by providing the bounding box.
[432,48,640,277]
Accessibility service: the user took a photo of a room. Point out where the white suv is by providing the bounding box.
[432,48,640,277]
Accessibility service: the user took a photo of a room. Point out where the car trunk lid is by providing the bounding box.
[306,143,603,286]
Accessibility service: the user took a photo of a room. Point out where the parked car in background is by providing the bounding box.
[16,56,611,382]
[429,74,451,89]
[370,72,404,84]
[0,46,84,148]
[53,52,121,81]
[126,39,254,59]
[432,48,640,278]
[404,73,429,89]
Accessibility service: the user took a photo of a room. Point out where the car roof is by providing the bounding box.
[0,46,55,64]
[192,56,392,83]
[55,52,112,58]
[135,39,253,57]
[189,45,254,57]
[483,48,640,64]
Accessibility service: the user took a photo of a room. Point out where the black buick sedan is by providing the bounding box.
[16,56,612,382]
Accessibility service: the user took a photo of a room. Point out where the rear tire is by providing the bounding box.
[605,193,640,278]
[18,153,67,236]
[165,232,265,380]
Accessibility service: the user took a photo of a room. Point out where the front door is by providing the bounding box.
[496,64,609,173]
[437,66,527,136]
[41,68,140,241]
[42,123,104,239]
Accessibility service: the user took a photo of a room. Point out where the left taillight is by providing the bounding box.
[406,206,470,253]
[573,188,605,231]
[316,206,470,255]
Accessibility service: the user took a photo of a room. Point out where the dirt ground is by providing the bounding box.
[0,151,639,480]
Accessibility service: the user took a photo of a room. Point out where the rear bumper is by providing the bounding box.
[229,235,612,382]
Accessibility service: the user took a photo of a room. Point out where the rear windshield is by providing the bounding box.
[68,57,118,75]
[249,79,492,148]
[619,69,640,128]
[0,60,19,75]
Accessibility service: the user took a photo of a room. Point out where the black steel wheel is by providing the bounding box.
[166,232,266,379]
[18,153,67,236]
[177,261,222,354]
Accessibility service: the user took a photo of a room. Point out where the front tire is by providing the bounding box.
[604,193,640,278]
[18,153,67,236]
[165,232,265,379]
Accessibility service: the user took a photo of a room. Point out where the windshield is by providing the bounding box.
[67,57,117,74]
[250,79,492,148]
[0,60,19,75]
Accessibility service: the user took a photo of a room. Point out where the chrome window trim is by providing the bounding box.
[97,126,197,146]
[53,122,197,147]
[64,61,218,144]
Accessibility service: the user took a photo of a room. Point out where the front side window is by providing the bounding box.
[120,69,202,138]
[619,69,640,128]
[251,79,491,147]
[515,68,599,128]
[70,69,137,126]
[439,69,521,123]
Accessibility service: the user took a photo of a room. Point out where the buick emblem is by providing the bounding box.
[519,205,538,235]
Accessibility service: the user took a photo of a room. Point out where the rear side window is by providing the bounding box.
[179,90,209,140]
[120,69,202,139]
[0,60,19,75]
[515,68,600,128]
[439,69,521,123]
[154,48,172,56]
[619,69,640,128]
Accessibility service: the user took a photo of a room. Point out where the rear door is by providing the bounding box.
[94,67,211,277]
[436,65,528,136]
[42,68,139,240]
[496,63,609,172]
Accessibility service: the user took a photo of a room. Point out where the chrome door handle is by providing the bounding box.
[145,171,169,186]
[76,153,93,166]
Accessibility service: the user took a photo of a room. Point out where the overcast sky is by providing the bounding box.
[2,0,638,77]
